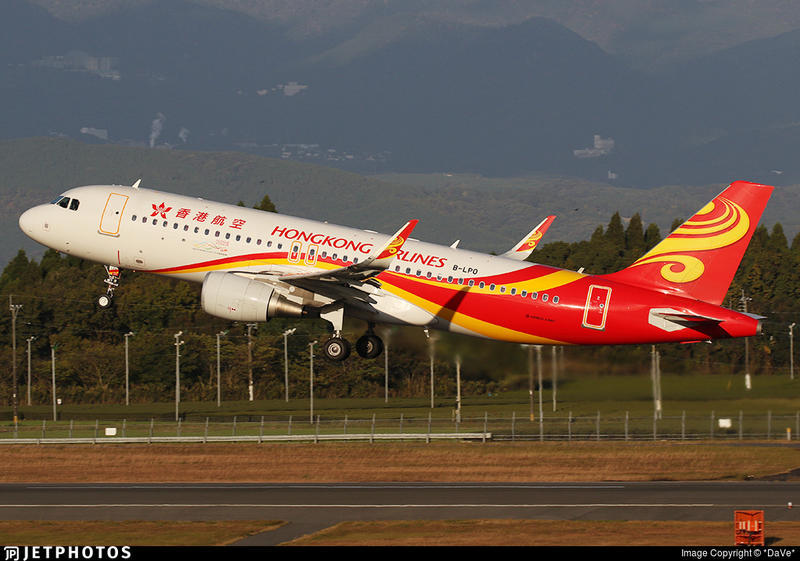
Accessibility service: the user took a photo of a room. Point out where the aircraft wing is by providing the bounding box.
[502,215,555,260]
[276,219,418,283]
[233,219,419,303]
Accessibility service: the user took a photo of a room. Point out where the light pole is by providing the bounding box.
[247,323,257,401]
[309,340,317,423]
[551,346,558,412]
[283,328,296,402]
[124,331,134,406]
[382,328,391,403]
[535,345,543,425]
[790,323,796,381]
[9,297,22,425]
[455,355,462,423]
[216,330,227,407]
[424,328,436,408]
[526,345,534,421]
[740,290,752,389]
[26,336,35,406]
[174,331,183,422]
[50,344,57,421]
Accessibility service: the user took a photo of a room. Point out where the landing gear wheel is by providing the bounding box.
[323,337,351,361]
[356,334,384,359]
[98,294,113,309]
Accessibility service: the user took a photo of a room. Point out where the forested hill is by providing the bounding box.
[3,137,799,269]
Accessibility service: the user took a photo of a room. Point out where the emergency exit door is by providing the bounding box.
[99,193,129,236]
[582,285,612,330]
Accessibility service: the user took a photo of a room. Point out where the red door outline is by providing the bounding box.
[583,285,612,330]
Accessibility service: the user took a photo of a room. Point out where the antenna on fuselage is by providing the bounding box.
[132,179,141,189]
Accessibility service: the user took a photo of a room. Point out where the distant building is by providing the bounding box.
[573,134,614,158]
[34,50,120,80]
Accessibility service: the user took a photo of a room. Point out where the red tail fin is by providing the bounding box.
[604,181,774,305]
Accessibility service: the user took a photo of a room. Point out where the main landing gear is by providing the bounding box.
[98,265,121,308]
[322,330,384,361]
[319,307,384,361]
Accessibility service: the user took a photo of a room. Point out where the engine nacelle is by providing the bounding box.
[201,272,308,322]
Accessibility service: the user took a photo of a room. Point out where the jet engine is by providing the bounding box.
[201,271,310,322]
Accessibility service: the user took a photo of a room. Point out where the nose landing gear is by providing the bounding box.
[98,266,121,308]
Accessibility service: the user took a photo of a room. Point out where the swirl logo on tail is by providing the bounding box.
[627,196,749,284]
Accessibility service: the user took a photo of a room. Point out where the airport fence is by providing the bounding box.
[1,410,799,443]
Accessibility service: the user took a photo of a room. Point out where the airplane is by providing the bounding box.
[19,180,772,361]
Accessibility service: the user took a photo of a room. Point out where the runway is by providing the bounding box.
[1,482,798,545]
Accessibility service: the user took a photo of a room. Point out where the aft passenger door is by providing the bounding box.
[99,193,129,237]
[582,285,611,330]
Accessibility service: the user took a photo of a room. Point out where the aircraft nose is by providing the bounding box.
[19,208,35,234]
[19,205,49,241]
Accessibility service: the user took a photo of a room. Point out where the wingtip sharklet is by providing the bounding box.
[503,215,556,260]
[373,219,419,262]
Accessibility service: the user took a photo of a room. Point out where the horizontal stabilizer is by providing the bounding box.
[653,311,723,324]
[648,307,723,333]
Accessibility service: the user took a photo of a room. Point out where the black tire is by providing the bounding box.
[323,337,351,361]
[98,295,113,309]
[355,334,384,359]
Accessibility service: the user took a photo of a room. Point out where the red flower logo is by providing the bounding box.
[151,202,173,219]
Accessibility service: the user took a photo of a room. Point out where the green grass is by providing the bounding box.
[3,374,798,441]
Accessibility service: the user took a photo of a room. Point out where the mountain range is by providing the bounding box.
[3,0,800,187]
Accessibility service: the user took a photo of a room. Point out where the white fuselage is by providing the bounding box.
[19,184,544,338]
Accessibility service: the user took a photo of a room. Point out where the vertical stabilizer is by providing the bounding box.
[603,181,773,305]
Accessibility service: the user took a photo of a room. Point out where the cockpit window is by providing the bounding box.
[51,196,80,210]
